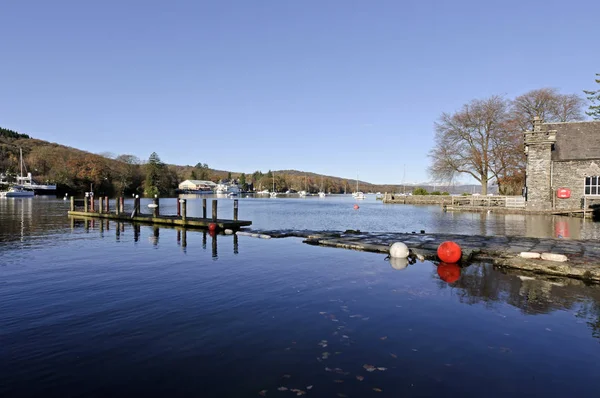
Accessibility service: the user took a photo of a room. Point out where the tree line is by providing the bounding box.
[429,75,600,195]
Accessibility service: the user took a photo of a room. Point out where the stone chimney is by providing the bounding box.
[524,117,556,210]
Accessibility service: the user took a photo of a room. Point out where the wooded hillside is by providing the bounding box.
[0,126,408,196]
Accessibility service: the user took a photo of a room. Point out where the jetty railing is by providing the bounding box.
[450,195,525,208]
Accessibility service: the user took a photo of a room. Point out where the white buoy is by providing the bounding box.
[520,252,541,259]
[390,257,409,270]
[389,242,409,258]
[224,229,233,235]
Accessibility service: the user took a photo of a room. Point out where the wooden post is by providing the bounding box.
[70,196,75,212]
[212,199,218,222]
[99,197,104,214]
[105,196,109,213]
[153,196,159,218]
[177,198,181,217]
[181,199,187,221]
[233,199,239,221]
[202,198,207,219]
[84,195,89,213]
[120,197,124,214]
[90,196,95,212]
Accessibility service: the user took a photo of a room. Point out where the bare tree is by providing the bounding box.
[510,88,585,131]
[429,96,510,195]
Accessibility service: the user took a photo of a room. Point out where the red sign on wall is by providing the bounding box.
[557,188,571,199]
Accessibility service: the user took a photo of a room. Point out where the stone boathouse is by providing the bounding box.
[524,117,600,211]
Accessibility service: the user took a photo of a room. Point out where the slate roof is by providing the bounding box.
[546,121,600,161]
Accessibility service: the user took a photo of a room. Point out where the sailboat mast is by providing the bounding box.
[20,148,23,178]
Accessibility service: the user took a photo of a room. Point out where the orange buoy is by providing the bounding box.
[353,204,359,210]
[437,262,461,283]
[437,241,462,263]
[208,223,217,233]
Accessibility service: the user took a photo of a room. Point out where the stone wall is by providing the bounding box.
[525,143,553,210]
[552,159,600,210]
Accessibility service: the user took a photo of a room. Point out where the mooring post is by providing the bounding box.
[115,197,120,215]
[233,199,238,221]
[181,199,187,221]
[177,198,181,217]
[90,195,95,212]
[202,198,207,219]
[133,195,139,217]
[84,194,89,213]
[98,197,104,214]
[120,197,124,214]
[212,199,218,222]
[105,196,109,213]
[70,196,75,212]
[153,195,159,218]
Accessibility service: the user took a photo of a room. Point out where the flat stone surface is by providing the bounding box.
[247,229,600,282]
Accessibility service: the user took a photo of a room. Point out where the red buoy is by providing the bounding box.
[437,262,461,283]
[208,223,217,233]
[353,204,359,210]
[437,241,462,263]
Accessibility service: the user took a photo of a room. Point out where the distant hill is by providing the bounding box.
[1,125,490,196]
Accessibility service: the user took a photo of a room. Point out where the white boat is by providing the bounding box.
[298,190,307,197]
[318,175,326,198]
[270,173,277,198]
[216,182,240,195]
[1,149,35,198]
[353,173,365,200]
[1,185,34,198]
[257,189,270,195]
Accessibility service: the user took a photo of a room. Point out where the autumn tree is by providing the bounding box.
[429,96,510,195]
[510,88,585,131]
[584,73,600,120]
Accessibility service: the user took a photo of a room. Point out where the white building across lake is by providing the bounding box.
[178,180,216,193]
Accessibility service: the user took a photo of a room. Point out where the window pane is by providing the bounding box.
[592,186,598,195]
[593,176,598,186]
[586,176,592,186]
[585,186,591,195]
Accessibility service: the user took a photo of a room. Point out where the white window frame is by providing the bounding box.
[584,176,600,196]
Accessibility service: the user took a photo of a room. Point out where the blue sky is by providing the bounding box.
[1,0,598,185]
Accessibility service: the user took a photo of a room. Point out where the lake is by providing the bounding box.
[1,197,600,397]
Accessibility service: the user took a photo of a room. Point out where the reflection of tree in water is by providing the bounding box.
[434,263,600,340]
[575,301,600,340]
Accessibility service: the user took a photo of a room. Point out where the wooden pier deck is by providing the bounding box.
[67,211,252,229]
[67,196,251,230]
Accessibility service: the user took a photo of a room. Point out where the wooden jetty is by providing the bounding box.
[67,196,252,230]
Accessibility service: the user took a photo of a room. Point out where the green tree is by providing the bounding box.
[584,73,600,120]
[227,172,232,180]
[143,152,176,196]
[190,170,197,179]
[413,187,428,195]
[239,173,247,190]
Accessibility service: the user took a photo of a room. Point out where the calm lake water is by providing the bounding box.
[1,197,600,397]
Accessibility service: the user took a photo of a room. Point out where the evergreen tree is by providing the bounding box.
[584,73,600,120]
[190,170,197,180]
[239,173,247,190]
[227,171,232,180]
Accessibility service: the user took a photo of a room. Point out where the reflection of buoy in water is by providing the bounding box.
[437,241,462,263]
[390,257,409,270]
[437,262,461,283]
[353,204,359,210]
[208,223,217,233]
